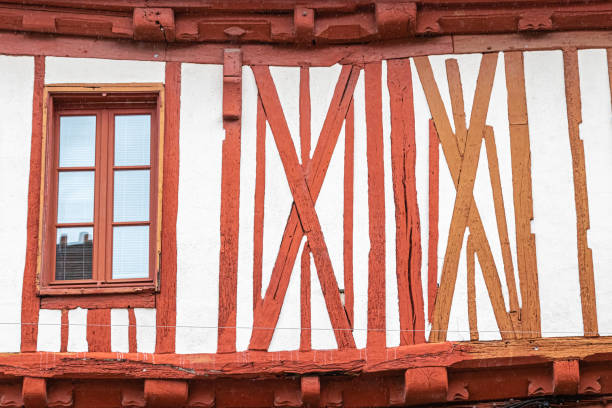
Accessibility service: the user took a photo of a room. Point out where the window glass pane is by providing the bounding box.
[59,116,96,167]
[112,226,149,279]
[55,227,93,281]
[57,171,95,223]
[113,170,150,222]
[114,115,151,166]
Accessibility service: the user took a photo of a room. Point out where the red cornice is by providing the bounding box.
[0,0,608,45]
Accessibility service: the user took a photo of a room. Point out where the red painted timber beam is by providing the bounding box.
[0,1,608,45]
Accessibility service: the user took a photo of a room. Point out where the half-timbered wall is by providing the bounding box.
[3,48,612,353]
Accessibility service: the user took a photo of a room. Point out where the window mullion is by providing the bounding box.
[105,110,115,284]
[96,110,110,283]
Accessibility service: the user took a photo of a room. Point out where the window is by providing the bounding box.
[38,85,164,296]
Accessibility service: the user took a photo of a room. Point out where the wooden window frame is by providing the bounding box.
[37,84,165,298]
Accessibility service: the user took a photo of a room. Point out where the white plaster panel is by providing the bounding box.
[134,308,156,353]
[111,309,129,353]
[525,50,583,337]
[236,66,257,351]
[269,241,301,352]
[410,58,432,338]
[175,63,223,353]
[0,55,34,352]
[68,307,87,352]
[44,57,165,84]
[352,69,369,349]
[382,60,400,348]
[37,309,61,352]
[578,49,612,335]
[310,65,342,159]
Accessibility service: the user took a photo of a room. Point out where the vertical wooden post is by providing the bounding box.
[87,309,111,352]
[253,94,266,310]
[21,55,45,352]
[428,119,439,323]
[156,61,181,353]
[344,100,355,328]
[365,62,386,349]
[300,66,312,351]
[218,49,243,353]
[563,48,598,337]
[504,51,541,338]
[387,59,425,345]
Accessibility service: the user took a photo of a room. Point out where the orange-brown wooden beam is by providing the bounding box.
[503,50,541,338]
[563,48,598,337]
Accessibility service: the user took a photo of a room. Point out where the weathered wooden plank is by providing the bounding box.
[60,309,68,353]
[504,50,541,338]
[87,309,111,353]
[562,48,598,337]
[445,59,467,155]
[218,50,243,353]
[253,94,266,310]
[414,55,514,342]
[365,62,386,349]
[300,66,312,352]
[252,65,355,349]
[128,308,137,353]
[249,65,359,350]
[387,58,425,345]
[21,55,45,353]
[483,126,520,321]
[344,99,355,327]
[466,235,478,341]
[156,60,181,354]
[428,119,439,323]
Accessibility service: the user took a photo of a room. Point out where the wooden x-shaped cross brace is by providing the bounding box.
[414,53,515,342]
[249,65,360,350]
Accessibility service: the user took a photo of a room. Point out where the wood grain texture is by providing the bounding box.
[428,119,439,323]
[483,126,520,321]
[300,66,312,352]
[156,61,180,354]
[21,55,45,352]
[253,94,266,310]
[87,309,111,352]
[128,308,137,353]
[414,55,514,342]
[431,53,501,342]
[445,59,467,155]
[218,52,242,353]
[365,62,386,349]
[503,51,541,338]
[252,65,355,349]
[387,58,425,345]
[60,309,68,353]
[8,337,612,379]
[248,65,359,351]
[344,99,355,328]
[466,235,478,341]
[563,48,598,337]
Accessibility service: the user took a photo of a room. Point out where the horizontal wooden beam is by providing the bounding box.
[0,30,610,68]
[0,1,608,45]
[1,337,612,380]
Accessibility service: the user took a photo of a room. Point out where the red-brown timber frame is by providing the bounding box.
[10,0,612,405]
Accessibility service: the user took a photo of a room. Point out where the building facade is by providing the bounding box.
[0,0,610,406]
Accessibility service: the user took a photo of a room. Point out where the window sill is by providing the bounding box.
[38,286,156,309]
